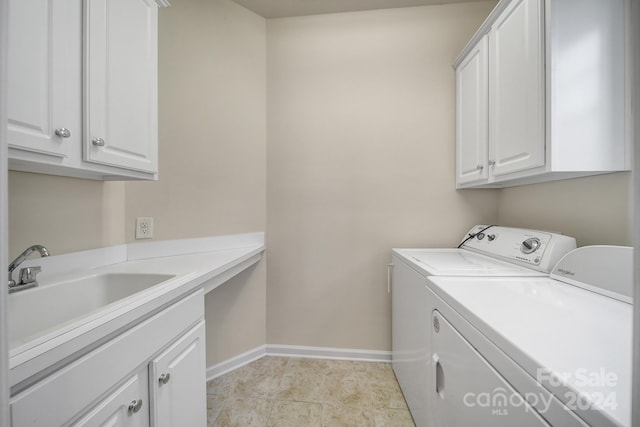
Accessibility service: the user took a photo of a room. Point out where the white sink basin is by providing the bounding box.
[7,273,175,349]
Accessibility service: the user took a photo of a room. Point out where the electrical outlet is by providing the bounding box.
[135,217,154,239]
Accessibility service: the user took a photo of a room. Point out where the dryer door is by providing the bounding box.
[431,310,550,426]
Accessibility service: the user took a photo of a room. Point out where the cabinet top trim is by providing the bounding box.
[155,0,171,7]
[452,0,514,69]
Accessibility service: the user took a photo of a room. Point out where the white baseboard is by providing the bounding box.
[267,344,391,362]
[206,345,267,381]
[206,344,391,381]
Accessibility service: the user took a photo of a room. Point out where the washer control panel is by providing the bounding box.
[461,225,577,272]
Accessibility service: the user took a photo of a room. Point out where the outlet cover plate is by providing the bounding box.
[135,217,154,239]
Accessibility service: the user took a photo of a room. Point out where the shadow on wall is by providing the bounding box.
[204,258,267,366]
[496,172,632,247]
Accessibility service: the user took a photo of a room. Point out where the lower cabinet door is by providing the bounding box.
[72,370,149,427]
[149,320,207,427]
[431,311,550,426]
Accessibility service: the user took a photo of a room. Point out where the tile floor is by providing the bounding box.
[206,356,416,427]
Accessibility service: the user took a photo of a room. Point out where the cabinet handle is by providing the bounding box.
[92,137,106,147]
[386,263,394,294]
[128,399,143,414]
[55,128,71,138]
[159,373,171,385]
[488,160,496,166]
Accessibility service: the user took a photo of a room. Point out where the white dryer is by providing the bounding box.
[391,225,577,427]
[428,246,633,427]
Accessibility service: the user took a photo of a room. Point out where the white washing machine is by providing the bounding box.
[428,246,633,427]
[391,225,577,427]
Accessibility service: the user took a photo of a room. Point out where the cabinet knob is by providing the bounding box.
[476,164,484,171]
[128,399,143,414]
[159,373,171,385]
[92,137,106,147]
[488,160,496,166]
[54,128,71,138]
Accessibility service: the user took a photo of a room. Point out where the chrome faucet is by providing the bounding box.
[8,245,50,293]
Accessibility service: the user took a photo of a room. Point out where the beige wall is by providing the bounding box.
[204,259,266,365]
[125,0,267,242]
[497,172,632,247]
[126,0,267,366]
[8,171,125,259]
[266,3,499,351]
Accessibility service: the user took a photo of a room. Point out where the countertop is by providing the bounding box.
[8,233,265,390]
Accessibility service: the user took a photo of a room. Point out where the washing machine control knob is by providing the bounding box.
[520,238,541,254]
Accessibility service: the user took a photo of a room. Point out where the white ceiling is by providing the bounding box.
[232,0,490,18]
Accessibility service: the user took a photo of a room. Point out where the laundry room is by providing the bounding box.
[0,0,636,426]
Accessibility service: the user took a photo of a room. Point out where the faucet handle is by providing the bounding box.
[19,266,42,285]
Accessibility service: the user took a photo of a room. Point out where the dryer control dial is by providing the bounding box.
[520,238,541,254]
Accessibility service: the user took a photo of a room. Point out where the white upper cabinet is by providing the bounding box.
[84,0,158,174]
[7,0,81,162]
[455,36,488,185]
[7,0,167,180]
[488,0,545,178]
[454,0,629,188]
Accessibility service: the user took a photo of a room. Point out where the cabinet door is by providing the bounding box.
[431,311,550,426]
[150,321,207,427]
[455,36,488,186]
[84,0,158,174]
[391,257,431,427]
[72,370,149,427]
[7,0,81,159]
[488,0,545,178]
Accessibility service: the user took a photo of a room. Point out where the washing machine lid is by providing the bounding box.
[429,275,632,427]
[393,248,547,277]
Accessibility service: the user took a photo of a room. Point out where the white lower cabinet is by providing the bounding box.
[10,290,206,427]
[74,321,206,427]
[149,322,207,427]
[72,370,150,427]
